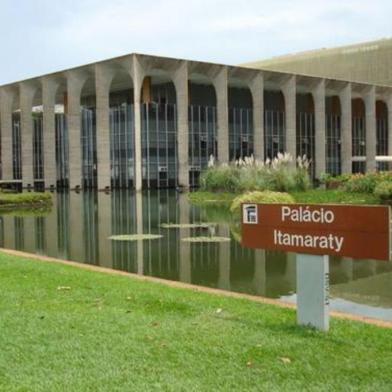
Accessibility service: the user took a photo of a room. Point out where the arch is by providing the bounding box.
[139,71,177,189]
[228,84,253,161]
[325,95,342,175]
[376,100,389,170]
[188,72,217,187]
[352,97,366,173]
[109,70,134,188]
[264,90,285,160]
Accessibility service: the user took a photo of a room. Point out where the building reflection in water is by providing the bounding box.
[0,190,392,320]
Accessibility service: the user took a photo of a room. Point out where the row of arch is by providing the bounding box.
[2,65,390,189]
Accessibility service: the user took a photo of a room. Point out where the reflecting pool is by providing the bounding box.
[1,190,392,321]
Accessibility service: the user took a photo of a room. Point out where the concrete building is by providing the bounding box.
[0,48,391,191]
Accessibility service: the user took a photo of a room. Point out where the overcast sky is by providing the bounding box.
[0,0,391,85]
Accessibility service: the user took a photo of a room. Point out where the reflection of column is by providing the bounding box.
[3,216,15,249]
[213,67,229,163]
[24,217,36,253]
[341,257,353,282]
[45,193,58,257]
[98,192,112,268]
[218,225,230,290]
[96,64,113,190]
[285,252,297,290]
[69,191,84,261]
[136,191,144,274]
[67,72,85,189]
[250,73,264,160]
[20,83,35,187]
[313,80,326,178]
[339,83,352,174]
[0,88,15,180]
[132,55,145,191]
[173,61,189,188]
[281,76,296,160]
[365,86,377,172]
[253,249,266,296]
[42,77,58,188]
[179,193,191,283]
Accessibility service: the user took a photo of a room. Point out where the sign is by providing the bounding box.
[242,203,390,261]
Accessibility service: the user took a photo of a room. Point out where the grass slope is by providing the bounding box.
[1,253,392,391]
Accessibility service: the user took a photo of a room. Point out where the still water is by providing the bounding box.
[1,190,392,321]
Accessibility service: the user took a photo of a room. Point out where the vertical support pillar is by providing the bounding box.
[45,193,58,257]
[0,88,14,180]
[20,83,36,187]
[132,55,144,191]
[213,67,229,163]
[69,192,83,261]
[172,61,189,188]
[313,79,326,178]
[179,193,191,283]
[250,72,264,161]
[365,86,377,172]
[42,78,58,188]
[95,64,113,190]
[339,83,352,174]
[296,254,329,331]
[136,191,144,274]
[281,76,296,160]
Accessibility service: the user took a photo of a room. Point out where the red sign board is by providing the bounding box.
[241,203,391,261]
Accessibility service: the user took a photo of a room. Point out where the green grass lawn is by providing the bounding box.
[1,253,392,391]
[189,189,380,207]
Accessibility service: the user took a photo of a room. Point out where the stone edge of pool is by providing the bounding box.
[1,247,391,329]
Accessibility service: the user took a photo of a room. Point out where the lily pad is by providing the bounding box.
[160,223,216,229]
[181,236,231,243]
[108,234,163,241]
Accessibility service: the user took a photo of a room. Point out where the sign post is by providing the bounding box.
[241,203,390,331]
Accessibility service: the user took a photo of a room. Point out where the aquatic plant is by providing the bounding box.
[108,234,163,241]
[181,236,231,243]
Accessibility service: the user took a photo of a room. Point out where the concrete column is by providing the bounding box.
[249,73,264,160]
[136,191,144,274]
[69,191,83,261]
[365,86,377,172]
[20,83,36,187]
[172,61,189,188]
[213,67,229,163]
[313,79,326,178]
[0,88,14,180]
[95,64,114,190]
[67,72,85,189]
[45,195,58,257]
[42,78,58,188]
[281,76,296,160]
[339,83,352,174]
[131,55,145,191]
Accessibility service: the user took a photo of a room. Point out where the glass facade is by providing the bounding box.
[33,113,44,181]
[55,113,69,188]
[188,105,217,187]
[326,114,341,175]
[352,116,366,173]
[229,107,253,161]
[264,110,285,160]
[12,113,22,180]
[296,112,315,177]
[141,103,177,189]
[109,103,134,188]
[81,107,97,188]
[376,114,388,171]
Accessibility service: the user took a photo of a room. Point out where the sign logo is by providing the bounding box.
[243,204,258,224]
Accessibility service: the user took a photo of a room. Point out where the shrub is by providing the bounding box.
[201,153,311,193]
[374,181,392,201]
[343,172,392,193]
[320,173,352,189]
[230,190,295,215]
[200,165,240,192]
